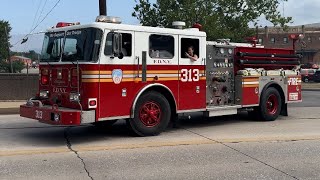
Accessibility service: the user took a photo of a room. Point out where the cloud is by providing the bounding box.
[285,0,320,25]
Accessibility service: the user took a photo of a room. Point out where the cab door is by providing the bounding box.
[134,32,179,105]
[178,35,206,111]
[99,30,136,118]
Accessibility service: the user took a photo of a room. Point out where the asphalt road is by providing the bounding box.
[290,90,320,107]
[1,91,320,180]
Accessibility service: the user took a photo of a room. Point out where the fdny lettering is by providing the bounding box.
[153,60,171,64]
[53,87,67,93]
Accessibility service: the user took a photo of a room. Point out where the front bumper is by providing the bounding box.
[20,101,95,125]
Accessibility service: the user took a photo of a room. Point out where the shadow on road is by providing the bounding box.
[16,112,288,146]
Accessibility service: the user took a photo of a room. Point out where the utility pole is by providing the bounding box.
[99,0,107,16]
[4,26,13,73]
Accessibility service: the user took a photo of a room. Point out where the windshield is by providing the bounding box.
[41,32,65,62]
[40,28,103,62]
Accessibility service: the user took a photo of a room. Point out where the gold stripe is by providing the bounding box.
[243,79,259,82]
[82,70,205,75]
[82,71,111,75]
[82,79,100,83]
[82,76,207,83]
[243,85,259,88]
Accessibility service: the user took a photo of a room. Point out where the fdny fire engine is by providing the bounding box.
[20,16,302,136]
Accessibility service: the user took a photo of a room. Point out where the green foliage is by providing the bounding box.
[133,0,292,42]
[0,20,11,60]
[12,61,25,73]
[0,60,25,73]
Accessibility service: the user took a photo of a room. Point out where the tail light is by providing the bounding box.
[71,69,80,87]
[41,69,50,85]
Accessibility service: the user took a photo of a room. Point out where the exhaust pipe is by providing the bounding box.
[99,0,107,16]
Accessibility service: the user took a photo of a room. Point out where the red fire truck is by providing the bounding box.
[20,16,302,136]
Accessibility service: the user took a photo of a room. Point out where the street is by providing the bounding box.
[1,91,320,180]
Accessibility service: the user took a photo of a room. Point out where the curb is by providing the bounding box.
[0,108,19,115]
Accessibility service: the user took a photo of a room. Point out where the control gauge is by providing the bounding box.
[213,62,217,67]
[228,49,233,54]
[220,48,225,54]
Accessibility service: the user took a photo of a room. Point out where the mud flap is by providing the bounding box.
[280,103,288,116]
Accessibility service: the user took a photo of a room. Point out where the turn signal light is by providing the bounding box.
[88,98,97,109]
[89,100,96,106]
[41,76,49,85]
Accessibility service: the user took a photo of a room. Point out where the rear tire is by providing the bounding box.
[258,87,282,121]
[128,91,171,136]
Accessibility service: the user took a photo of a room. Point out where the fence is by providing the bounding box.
[0,74,38,100]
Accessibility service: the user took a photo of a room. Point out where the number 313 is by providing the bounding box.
[181,69,200,82]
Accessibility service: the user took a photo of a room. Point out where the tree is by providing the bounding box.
[0,20,11,60]
[132,0,292,42]
[0,60,25,73]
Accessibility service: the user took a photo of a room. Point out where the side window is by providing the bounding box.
[104,32,132,57]
[149,34,174,59]
[181,38,200,58]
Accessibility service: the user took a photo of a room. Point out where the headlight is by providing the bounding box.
[70,93,81,102]
[39,90,49,99]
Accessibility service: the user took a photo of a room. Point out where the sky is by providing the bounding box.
[0,0,320,52]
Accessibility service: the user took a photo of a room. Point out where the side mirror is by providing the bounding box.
[112,33,123,58]
[118,52,124,59]
[113,33,119,55]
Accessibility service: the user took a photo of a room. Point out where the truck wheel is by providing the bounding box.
[128,91,171,136]
[259,87,282,121]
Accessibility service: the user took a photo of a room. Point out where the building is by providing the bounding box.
[257,23,320,65]
[10,56,32,66]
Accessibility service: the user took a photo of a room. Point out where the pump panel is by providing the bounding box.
[206,45,235,106]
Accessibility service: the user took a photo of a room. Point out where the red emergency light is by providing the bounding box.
[192,23,203,31]
[56,22,80,28]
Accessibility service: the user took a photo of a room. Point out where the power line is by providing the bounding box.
[12,0,62,46]
[30,0,43,32]
[35,0,49,26]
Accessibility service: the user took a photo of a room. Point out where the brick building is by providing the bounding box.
[257,23,320,65]
[10,56,32,66]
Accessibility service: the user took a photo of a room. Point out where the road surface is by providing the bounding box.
[0,91,319,180]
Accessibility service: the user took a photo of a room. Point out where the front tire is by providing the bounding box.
[128,91,171,136]
[258,87,282,121]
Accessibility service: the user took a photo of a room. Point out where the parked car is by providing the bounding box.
[313,70,320,82]
[300,69,316,82]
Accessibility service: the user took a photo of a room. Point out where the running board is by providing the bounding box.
[205,105,241,117]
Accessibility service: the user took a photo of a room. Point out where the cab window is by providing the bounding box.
[181,38,200,58]
[149,34,174,59]
[104,32,132,57]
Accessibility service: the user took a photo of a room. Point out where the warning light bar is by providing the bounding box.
[56,22,80,28]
